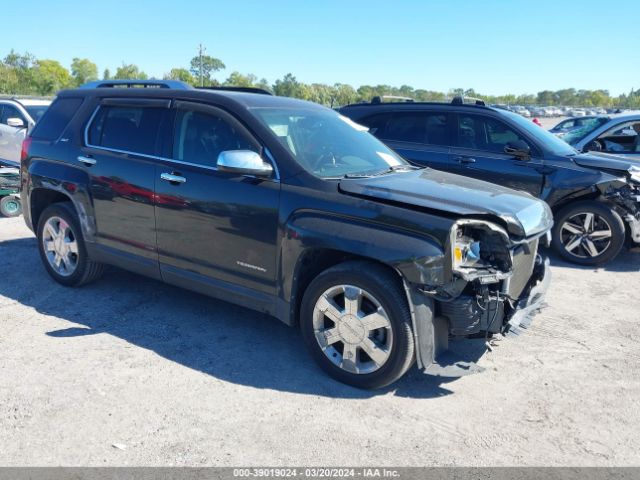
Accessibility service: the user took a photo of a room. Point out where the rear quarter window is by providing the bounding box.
[29,97,83,140]
[87,105,165,156]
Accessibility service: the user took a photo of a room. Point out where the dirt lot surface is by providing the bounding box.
[1,214,639,466]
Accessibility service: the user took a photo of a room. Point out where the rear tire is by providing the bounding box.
[552,200,625,266]
[37,202,104,286]
[300,260,415,389]
[0,196,22,217]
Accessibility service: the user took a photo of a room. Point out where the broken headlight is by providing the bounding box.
[451,220,513,283]
[629,166,640,187]
[454,236,482,269]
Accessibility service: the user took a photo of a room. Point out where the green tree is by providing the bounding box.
[113,63,147,80]
[255,78,272,93]
[189,55,225,86]
[103,68,111,80]
[164,68,195,84]
[273,73,304,98]
[3,50,36,70]
[304,83,334,106]
[32,59,72,95]
[0,63,20,94]
[536,90,556,105]
[224,71,257,87]
[1,50,36,94]
[414,89,446,102]
[332,83,357,106]
[70,58,98,86]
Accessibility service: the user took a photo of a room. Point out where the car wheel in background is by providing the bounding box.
[552,200,625,266]
[0,196,22,217]
[300,260,415,389]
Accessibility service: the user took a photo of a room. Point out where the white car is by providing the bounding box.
[0,98,51,165]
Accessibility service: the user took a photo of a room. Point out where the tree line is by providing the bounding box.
[2,49,639,109]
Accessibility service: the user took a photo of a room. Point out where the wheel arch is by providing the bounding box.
[278,212,447,326]
[287,247,404,328]
[29,188,74,231]
[26,160,94,239]
[550,190,602,215]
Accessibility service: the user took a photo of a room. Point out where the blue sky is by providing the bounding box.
[5,0,639,95]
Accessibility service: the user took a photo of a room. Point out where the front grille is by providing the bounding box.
[507,239,538,299]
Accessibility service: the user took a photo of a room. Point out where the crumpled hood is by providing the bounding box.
[339,169,553,238]
[571,152,640,176]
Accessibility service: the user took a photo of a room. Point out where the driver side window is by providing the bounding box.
[0,105,25,126]
[596,121,640,153]
[172,108,257,167]
[457,115,528,154]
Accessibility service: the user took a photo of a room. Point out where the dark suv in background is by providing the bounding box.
[21,81,552,388]
[340,98,640,266]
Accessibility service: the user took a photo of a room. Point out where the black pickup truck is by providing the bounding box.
[20,80,552,388]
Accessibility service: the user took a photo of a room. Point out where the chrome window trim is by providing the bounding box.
[83,103,280,180]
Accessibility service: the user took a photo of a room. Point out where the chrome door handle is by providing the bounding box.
[455,156,476,164]
[77,155,97,166]
[160,173,186,184]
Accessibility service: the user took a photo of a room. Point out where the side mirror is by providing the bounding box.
[584,140,602,152]
[504,140,531,160]
[6,117,26,129]
[217,150,274,177]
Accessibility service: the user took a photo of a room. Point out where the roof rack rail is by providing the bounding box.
[196,86,272,95]
[79,80,193,90]
[371,95,414,104]
[0,94,53,101]
[451,95,485,106]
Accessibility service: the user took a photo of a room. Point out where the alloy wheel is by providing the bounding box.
[312,284,393,375]
[560,212,613,259]
[42,216,79,277]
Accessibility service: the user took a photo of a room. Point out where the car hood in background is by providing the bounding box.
[571,152,640,176]
[339,168,553,238]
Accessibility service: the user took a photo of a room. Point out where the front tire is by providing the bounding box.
[37,202,104,286]
[552,200,625,266]
[300,261,415,389]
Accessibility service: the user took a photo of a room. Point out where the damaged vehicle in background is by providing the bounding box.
[0,97,51,166]
[340,98,640,266]
[21,80,553,389]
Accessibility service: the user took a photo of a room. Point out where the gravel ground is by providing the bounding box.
[1,213,639,467]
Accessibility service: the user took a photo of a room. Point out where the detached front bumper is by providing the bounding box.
[503,255,551,336]
[411,254,551,377]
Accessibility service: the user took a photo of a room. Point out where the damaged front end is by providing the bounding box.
[405,219,551,377]
[600,171,640,244]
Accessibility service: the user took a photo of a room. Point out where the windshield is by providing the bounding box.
[251,107,409,178]
[501,110,579,156]
[24,105,49,123]
[562,117,609,145]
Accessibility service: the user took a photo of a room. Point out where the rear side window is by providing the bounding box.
[30,97,83,140]
[363,112,451,146]
[88,105,165,156]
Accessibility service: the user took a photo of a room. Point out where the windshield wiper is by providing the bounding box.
[387,164,420,172]
[343,164,419,179]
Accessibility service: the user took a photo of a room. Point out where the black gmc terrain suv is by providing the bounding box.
[340,98,640,266]
[21,80,552,388]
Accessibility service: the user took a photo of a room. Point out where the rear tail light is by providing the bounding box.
[21,137,32,163]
